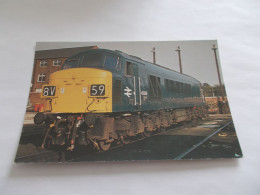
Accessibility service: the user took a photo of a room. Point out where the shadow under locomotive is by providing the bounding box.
[66,122,242,162]
[15,116,242,162]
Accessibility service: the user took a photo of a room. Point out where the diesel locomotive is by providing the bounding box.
[35,49,207,151]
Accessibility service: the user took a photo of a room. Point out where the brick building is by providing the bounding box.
[205,97,230,114]
[29,46,98,109]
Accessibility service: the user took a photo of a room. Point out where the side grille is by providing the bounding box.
[113,79,122,103]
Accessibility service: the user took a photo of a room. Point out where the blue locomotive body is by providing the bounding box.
[62,48,205,112]
[110,49,205,112]
[38,48,207,151]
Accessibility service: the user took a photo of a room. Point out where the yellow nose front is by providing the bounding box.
[42,68,112,113]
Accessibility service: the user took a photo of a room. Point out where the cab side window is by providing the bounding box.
[104,55,118,70]
[125,61,132,77]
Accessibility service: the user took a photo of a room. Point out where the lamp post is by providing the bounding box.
[151,47,156,64]
[175,46,183,74]
[212,44,226,114]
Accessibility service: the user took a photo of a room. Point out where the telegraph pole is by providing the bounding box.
[175,46,183,74]
[212,44,226,114]
[151,47,156,64]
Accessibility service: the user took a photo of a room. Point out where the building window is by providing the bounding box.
[35,88,42,93]
[37,73,46,82]
[53,59,62,66]
[125,61,132,77]
[40,61,47,67]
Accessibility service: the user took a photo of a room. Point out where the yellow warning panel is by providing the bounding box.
[43,68,112,113]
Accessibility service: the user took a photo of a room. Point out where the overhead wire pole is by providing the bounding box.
[175,46,183,74]
[212,44,226,114]
[151,47,156,64]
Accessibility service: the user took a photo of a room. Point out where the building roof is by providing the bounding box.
[34,46,98,60]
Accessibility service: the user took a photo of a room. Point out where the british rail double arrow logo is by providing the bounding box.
[124,87,132,97]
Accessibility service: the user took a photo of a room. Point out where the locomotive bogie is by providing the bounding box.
[41,106,207,151]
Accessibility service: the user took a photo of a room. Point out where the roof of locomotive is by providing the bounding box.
[65,48,201,84]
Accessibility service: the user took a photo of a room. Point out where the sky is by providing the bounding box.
[36,41,223,86]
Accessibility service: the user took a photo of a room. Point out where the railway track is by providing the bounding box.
[66,122,188,162]
[174,120,233,160]
[21,124,45,137]
[67,118,233,162]
[16,116,234,162]
[15,149,59,163]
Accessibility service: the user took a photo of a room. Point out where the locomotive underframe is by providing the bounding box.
[39,106,208,151]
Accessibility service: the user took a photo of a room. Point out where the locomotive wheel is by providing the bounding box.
[160,126,166,132]
[120,135,129,145]
[98,140,111,151]
[142,129,151,137]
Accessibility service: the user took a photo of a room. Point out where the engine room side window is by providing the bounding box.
[166,79,186,96]
[196,86,200,97]
[165,79,172,93]
[104,55,118,71]
[175,81,180,93]
[192,86,200,97]
[125,61,132,77]
[184,84,192,97]
[179,82,184,95]
[149,75,162,99]
[165,79,169,92]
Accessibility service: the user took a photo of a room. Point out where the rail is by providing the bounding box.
[21,124,45,136]
[18,117,233,162]
[174,120,233,160]
[15,150,58,163]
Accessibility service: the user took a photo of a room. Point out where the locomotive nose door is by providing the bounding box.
[132,63,142,110]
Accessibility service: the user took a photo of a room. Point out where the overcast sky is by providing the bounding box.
[36,41,223,85]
